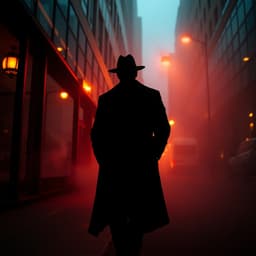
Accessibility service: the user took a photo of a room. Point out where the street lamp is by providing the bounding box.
[161,55,172,66]
[2,52,19,77]
[169,119,175,127]
[180,34,211,165]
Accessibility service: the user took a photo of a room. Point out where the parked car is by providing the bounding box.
[228,137,256,175]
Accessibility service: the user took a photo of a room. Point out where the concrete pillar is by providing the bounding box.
[25,46,47,194]
[9,37,28,201]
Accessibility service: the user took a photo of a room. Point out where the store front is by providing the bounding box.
[0,2,95,204]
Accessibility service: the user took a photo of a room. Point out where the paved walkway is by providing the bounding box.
[1,164,256,255]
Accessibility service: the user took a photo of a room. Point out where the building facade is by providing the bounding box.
[173,0,256,166]
[0,0,142,203]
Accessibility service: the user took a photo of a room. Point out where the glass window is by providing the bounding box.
[93,60,98,80]
[237,2,245,27]
[98,13,104,51]
[67,31,77,71]
[87,45,93,66]
[231,16,238,38]
[246,9,256,33]
[81,0,88,17]
[69,5,78,37]
[239,23,246,44]
[232,33,239,52]
[214,6,218,25]
[226,41,233,61]
[23,0,35,11]
[57,0,68,17]
[41,75,73,178]
[245,0,253,14]
[77,48,85,78]
[78,26,86,53]
[247,27,256,53]
[239,40,247,59]
[86,62,92,83]
[209,20,212,36]
[233,51,240,74]
[88,0,95,29]
[226,24,232,45]
[53,6,67,55]
[37,0,54,36]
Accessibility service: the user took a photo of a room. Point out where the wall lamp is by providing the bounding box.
[1,51,19,77]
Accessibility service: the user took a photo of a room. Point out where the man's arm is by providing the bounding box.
[91,96,106,165]
[153,91,171,160]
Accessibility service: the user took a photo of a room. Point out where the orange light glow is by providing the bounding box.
[57,47,64,52]
[59,91,69,99]
[169,119,175,126]
[161,56,171,66]
[181,36,192,44]
[170,160,175,169]
[242,56,250,62]
[2,55,19,76]
[249,122,254,129]
[249,112,254,118]
[82,80,92,94]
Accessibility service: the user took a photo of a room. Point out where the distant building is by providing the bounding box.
[0,0,142,203]
[174,0,256,164]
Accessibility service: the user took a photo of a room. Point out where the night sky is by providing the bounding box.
[138,0,180,108]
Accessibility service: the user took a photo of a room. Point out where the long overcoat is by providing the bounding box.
[88,80,171,237]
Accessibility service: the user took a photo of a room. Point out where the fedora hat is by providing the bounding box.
[108,54,145,73]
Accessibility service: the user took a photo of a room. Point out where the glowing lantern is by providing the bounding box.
[2,53,19,76]
[161,56,171,66]
[57,46,64,52]
[249,112,253,118]
[82,80,92,94]
[242,56,250,62]
[169,119,175,126]
[181,35,192,44]
[249,122,254,129]
[59,91,69,100]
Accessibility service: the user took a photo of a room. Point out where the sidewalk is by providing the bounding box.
[0,164,112,256]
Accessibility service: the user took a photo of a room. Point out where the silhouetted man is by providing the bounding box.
[88,54,170,255]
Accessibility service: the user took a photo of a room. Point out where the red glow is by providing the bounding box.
[59,91,69,99]
[161,56,171,66]
[181,36,192,44]
[169,119,175,126]
[242,56,250,62]
[82,80,92,94]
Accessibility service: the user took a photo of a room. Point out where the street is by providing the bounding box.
[142,162,256,255]
[0,164,111,256]
[1,163,256,255]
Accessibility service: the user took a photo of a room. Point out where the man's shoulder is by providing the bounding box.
[98,81,160,101]
[136,81,160,97]
[98,85,118,101]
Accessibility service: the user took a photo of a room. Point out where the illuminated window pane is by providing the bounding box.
[37,0,54,36]
[69,5,78,37]
[54,7,67,55]
[57,0,68,17]
[81,0,88,17]
[67,31,77,71]
[78,26,86,53]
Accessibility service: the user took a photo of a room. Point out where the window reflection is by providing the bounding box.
[54,6,67,57]
[41,75,73,178]
[37,0,54,36]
